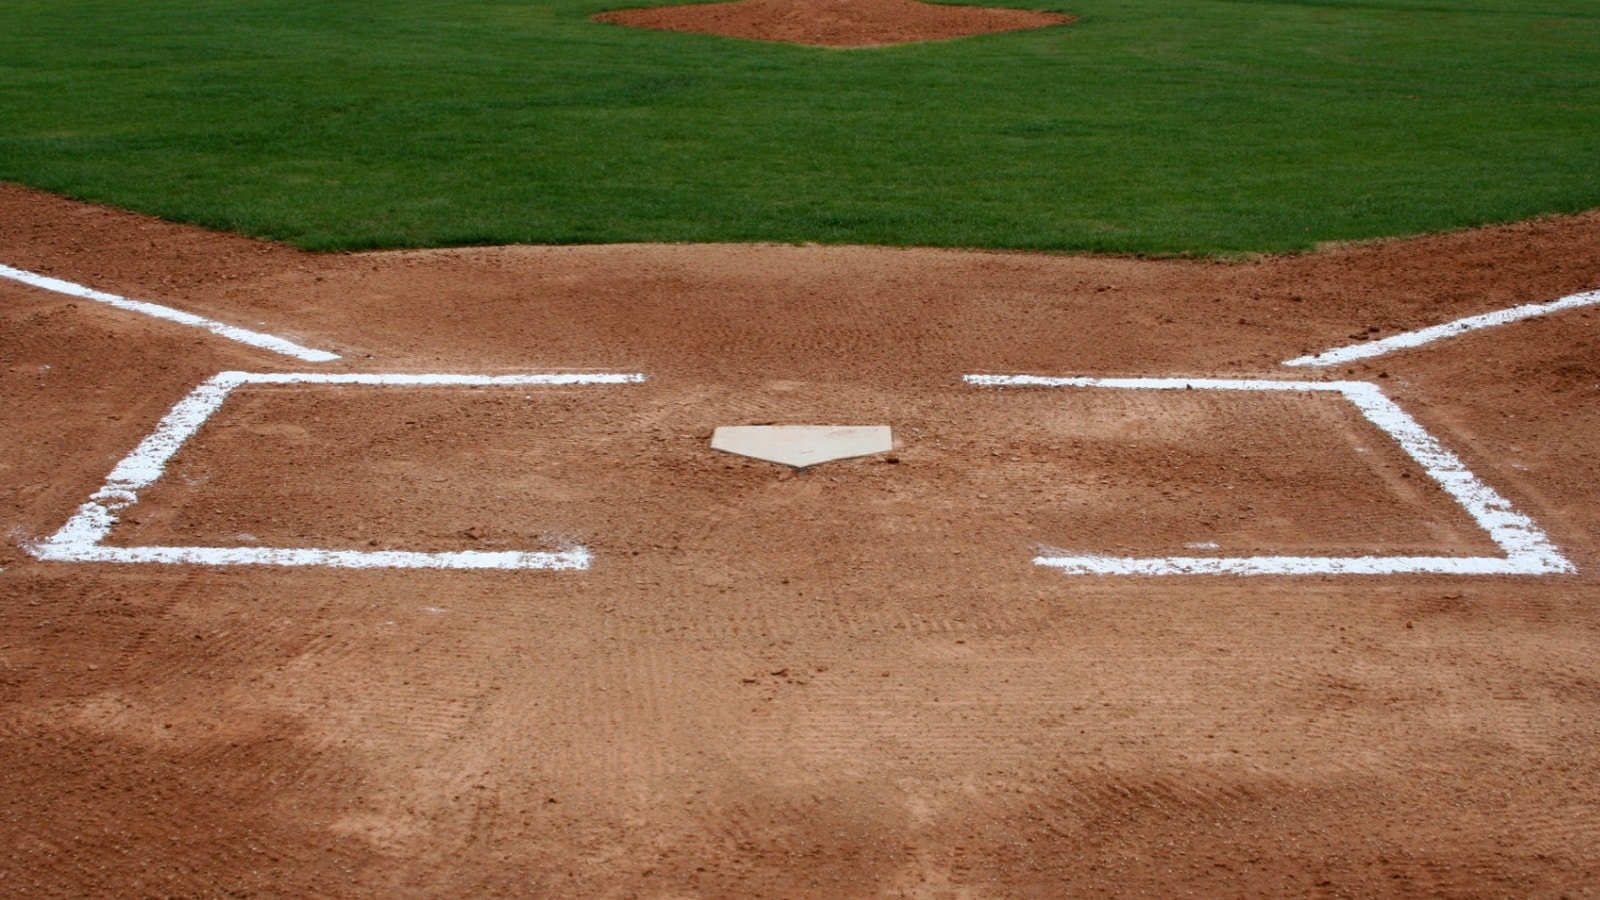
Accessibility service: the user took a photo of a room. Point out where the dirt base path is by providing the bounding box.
[2,183,1598,895]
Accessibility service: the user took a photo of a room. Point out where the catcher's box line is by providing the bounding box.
[0,263,340,363]
[30,371,646,571]
[964,375,1574,577]
[1283,288,1600,368]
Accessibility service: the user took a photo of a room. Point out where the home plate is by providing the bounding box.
[711,425,893,469]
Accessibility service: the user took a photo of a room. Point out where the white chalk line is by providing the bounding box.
[30,371,647,571]
[30,543,591,571]
[965,374,1574,577]
[1283,288,1600,368]
[1,263,340,363]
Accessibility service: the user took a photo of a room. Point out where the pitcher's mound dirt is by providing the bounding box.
[594,0,1072,47]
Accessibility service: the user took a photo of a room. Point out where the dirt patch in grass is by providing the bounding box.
[594,0,1072,47]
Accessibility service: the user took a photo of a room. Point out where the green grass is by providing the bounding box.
[0,0,1596,254]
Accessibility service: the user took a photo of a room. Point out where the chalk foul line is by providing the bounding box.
[964,374,1574,577]
[30,371,647,571]
[1283,288,1600,368]
[1,263,339,363]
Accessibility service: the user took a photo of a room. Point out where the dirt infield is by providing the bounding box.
[594,0,1071,47]
[2,181,1599,895]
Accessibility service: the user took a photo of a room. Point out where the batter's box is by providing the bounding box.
[31,371,645,571]
[964,375,1573,577]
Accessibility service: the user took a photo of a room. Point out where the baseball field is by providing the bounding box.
[2,0,1598,895]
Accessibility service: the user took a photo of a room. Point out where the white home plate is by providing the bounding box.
[711,425,893,469]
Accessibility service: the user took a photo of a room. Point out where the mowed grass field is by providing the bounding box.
[0,0,1596,254]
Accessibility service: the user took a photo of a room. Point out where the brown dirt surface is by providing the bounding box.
[594,0,1072,47]
[1,179,1599,895]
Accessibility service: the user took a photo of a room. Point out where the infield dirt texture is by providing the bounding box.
[2,180,1599,894]
[4,0,1600,895]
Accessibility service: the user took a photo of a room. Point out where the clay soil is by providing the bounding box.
[2,181,1599,895]
[594,0,1071,47]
